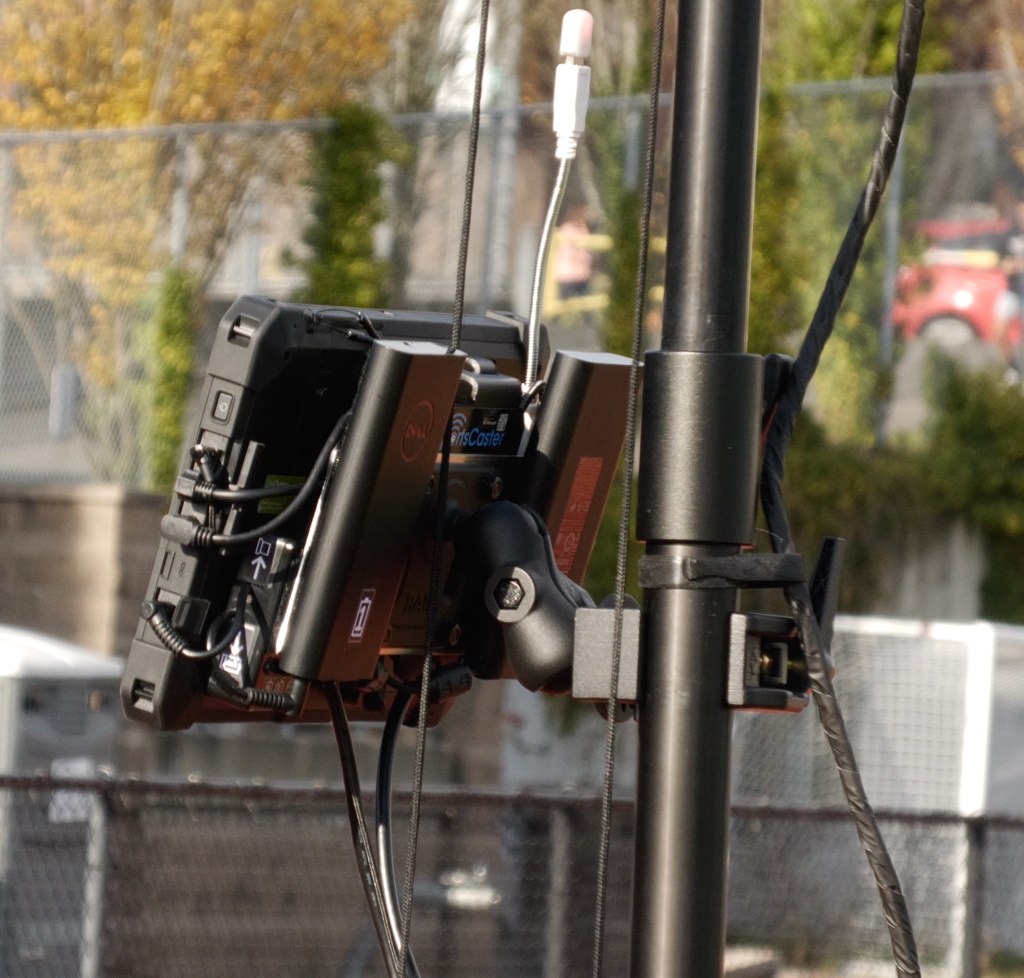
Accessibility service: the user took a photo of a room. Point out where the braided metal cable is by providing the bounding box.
[590,2,667,975]
[447,0,491,356]
[401,0,491,964]
[760,477,921,978]
[760,1,925,974]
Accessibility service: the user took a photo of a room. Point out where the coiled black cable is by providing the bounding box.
[760,1,925,975]
[142,584,250,661]
[238,686,296,711]
[145,585,301,712]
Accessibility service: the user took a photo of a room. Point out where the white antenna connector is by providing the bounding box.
[552,9,593,161]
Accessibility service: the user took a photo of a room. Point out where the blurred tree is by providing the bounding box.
[748,0,1024,624]
[991,0,1024,180]
[757,0,953,446]
[519,0,651,104]
[378,0,469,306]
[0,0,411,279]
[748,80,811,359]
[901,354,1024,623]
[0,0,412,480]
[290,104,398,309]
[145,266,197,494]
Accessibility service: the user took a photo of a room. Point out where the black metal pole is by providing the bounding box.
[631,0,765,976]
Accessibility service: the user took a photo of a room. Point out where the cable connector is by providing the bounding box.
[160,514,215,548]
[190,444,228,487]
[552,10,593,160]
[174,470,223,505]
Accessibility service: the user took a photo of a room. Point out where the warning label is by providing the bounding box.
[553,457,604,575]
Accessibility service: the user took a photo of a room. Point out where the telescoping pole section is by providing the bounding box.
[632,0,764,976]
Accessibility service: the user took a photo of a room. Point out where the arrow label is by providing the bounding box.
[240,535,276,585]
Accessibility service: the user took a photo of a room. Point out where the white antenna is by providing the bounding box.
[522,9,594,392]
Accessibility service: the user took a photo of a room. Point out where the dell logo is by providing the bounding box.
[401,401,434,461]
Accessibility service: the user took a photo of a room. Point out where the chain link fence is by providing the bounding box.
[1,71,1021,487]
[0,776,1020,978]
[0,100,657,488]
[0,616,1022,977]
[0,121,324,488]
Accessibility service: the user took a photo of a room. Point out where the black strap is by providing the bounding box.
[639,552,804,590]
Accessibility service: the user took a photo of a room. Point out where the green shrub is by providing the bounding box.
[147,266,196,494]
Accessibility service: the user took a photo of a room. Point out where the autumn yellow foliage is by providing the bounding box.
[0,0,414,289]
[0,0,414,285]
[0,0,413,481]
[0,0,411,129]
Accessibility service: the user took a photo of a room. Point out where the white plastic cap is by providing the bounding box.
[559,9,594,59]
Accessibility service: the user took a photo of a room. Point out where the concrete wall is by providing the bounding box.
[0,483,990,661]
[0,484,165,657]
[0,483,510,785]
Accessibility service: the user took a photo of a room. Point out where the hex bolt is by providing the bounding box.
[481,473,504,500]
[493,577,525,611]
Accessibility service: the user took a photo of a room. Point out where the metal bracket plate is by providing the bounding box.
[572,606,641,703]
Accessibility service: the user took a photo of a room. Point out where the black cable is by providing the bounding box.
[146,585,300,711]
[160,409,352,549]
[760,1,925,975]
[209,408,351,544]
[376,689,421,978]
[353,311,384,341]
[385,676,420,695]
[195,482,299,504]
[591,1,667,974]
[323,682,404,978]
[518,378,546,412]
[203,586,252,666]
